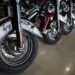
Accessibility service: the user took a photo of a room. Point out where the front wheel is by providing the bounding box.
[0,30,38,73]
[42,19,62,44]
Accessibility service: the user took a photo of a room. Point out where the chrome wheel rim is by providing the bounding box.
[0,31,33,66]
[48,21,58,40]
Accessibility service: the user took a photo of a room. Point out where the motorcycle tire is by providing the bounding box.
[42,19,62,44]
[0,21,38,73]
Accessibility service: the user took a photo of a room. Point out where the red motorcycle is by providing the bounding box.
[21,0,62,44]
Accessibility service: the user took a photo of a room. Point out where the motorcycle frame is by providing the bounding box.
[38,0,56,32]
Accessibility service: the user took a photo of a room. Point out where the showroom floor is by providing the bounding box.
[0,29,75,75]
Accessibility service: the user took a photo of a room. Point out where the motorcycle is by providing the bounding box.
[0,0,41,73]
[21,0,62,44]
[58,0,74,34]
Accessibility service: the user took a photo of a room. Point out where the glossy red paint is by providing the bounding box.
[40,13,55,32]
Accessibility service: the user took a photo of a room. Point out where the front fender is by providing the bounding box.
[0,20,12,41]
[72,13,75,19]
[21,19,42,37]
[0,19,42,42]
[59,14,67,23]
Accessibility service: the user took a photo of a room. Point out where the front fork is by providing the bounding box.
[55,0,61,31]
[40,13,55,32]
[57,0,72,25]
[10,0,23,49]
[69,0,72,26]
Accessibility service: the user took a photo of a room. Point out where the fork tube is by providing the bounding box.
[54,0,60,30]
[10,0,22,48]
[69,0,72,26]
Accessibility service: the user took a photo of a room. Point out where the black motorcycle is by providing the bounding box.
[0,0,40,72]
